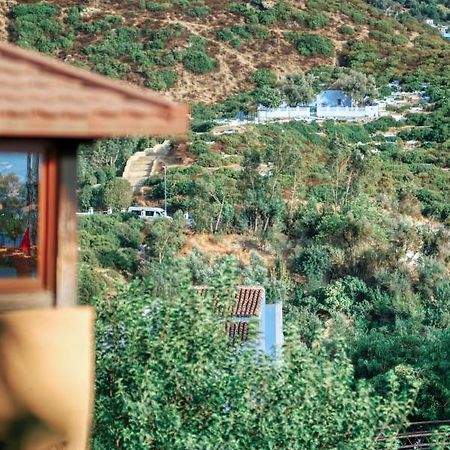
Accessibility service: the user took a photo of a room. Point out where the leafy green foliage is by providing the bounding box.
[79,214,144,290]
[279,72,315,106]
[339,25,355,35]
[287,32,334,57]
[250,69,277,88]
[337,70,378,105]
[182,38,216,74]
[90,269,418,449]
[253,85,284,108]
[144,68,178,90]
[186,5,210,17]
[100,178,133,211]
[10,2,73,53]
[143,212,186,264]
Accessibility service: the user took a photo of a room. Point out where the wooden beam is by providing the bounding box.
[55,141,79,307]
[0,292,53,312]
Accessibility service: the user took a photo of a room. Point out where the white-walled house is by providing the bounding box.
[256,90,379,122]
[317,104,379,119]
[316,90,352,107]
[257,102,311,122]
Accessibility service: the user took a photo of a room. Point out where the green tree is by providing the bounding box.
[253,85,284,108]
[279,72,315,106]
[327,134,368,210]
[337,70,378,106]
[144,212,186,263]
[100,178,132,211]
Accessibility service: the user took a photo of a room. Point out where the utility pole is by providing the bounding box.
[162,163,167,217]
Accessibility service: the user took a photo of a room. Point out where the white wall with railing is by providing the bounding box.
[317,105,379,119]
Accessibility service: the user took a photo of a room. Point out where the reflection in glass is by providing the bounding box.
[0,153,40,279]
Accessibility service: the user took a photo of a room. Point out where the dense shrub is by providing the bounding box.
[302,12,330,29]
[186,6,210,17]
[294,244,331,283]
[339,25,355,35]
[10,2,73,53]
[142,1,171,11]
[287,32,334,57]
[144,68,178,90]
[183,49,216,74]
[250,69,277,87]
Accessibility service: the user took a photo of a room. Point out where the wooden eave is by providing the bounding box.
[0,42,189,139]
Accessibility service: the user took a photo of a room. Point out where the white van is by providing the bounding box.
[127,207,170,220]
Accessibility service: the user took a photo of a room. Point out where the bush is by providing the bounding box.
[142,1,171,11]
[182,49,216,74]
[216,27,234,41]
[339,25,355,35]
[186,6,210,17]
[10,2,73,54]
[287,32,334,57]
[250,69,277,87]
[294,244,331,283]
[302,12,330,29]
[145,68,178,90]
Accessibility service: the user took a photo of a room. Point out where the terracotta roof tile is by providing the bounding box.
[195,285,264,318]
[0,43,188,139]
[226,321,250,344]
[232,286,264,317]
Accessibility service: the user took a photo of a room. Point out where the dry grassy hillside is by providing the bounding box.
[2,0,449,104]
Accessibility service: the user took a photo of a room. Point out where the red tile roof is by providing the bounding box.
[195,286,264,343]
[232,286,264,317]
[0,42,188,139]
[195,286,264,317]
[226,321,250,344]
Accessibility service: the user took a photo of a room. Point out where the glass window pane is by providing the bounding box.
[0,152,40,279]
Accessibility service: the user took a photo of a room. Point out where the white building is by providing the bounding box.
[257,103,311,122]
[256,90,379,122]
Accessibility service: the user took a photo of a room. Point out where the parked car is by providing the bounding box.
[127,207,171,220]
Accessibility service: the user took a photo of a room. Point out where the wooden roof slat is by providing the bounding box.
[0,42,188,139]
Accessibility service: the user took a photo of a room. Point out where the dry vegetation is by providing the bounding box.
[3,0,447,104]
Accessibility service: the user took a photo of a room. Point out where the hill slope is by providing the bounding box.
[2,0,449,104]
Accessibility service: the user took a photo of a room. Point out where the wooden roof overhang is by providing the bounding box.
[0,42,189,139]
[0,42,188,309]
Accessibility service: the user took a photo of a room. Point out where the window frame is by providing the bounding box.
[0,140,57,295]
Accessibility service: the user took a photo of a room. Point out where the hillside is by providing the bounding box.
[2,0,450,442]
[2,0,449,104]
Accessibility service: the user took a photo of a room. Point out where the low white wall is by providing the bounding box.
[317,105,379,119]
[257,106,311,122]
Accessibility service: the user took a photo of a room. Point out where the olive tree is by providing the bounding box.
[279,72,315,106]
[253,85,284,108]
[338,70,378,105]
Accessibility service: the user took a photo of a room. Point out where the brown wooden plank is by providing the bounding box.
[55,141,79,307]
[0,291,53,311]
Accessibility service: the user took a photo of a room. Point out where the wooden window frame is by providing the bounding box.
[0,140,58,296]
